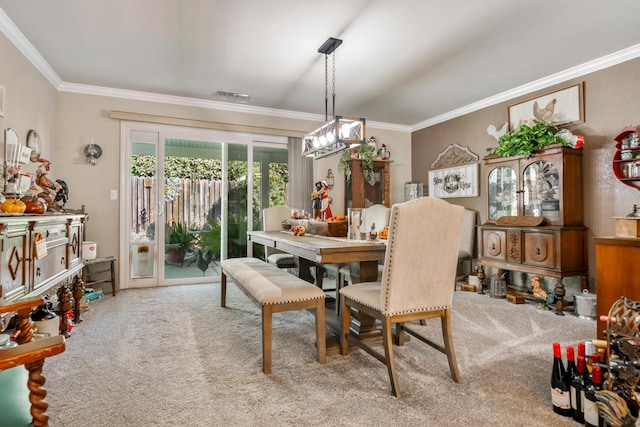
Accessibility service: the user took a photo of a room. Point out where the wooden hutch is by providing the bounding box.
[478,144,588,314]
[344,159,391,209]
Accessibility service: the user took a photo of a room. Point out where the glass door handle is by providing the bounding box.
[158,203,165,217]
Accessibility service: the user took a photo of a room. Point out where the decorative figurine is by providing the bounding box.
[369,223,378,240]
[35,158,62,206]
[320,181,332,220]
[531,276,547,300]
[311,181,322,220]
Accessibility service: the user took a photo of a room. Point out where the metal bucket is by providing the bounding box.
[573,289,597,320]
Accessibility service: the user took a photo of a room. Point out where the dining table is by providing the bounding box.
[247,230,388,354]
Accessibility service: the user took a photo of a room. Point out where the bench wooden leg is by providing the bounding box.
[262,306,273,374]
[221,273,227,307]
[315,300,326,364]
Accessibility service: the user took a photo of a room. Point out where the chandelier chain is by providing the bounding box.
[332,51,336,118]
[324,54,329,122]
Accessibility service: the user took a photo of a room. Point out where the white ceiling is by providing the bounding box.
[2,1,640,130]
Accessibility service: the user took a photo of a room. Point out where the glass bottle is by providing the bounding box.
[570,355,586,423]
[584,366,603,427]
[551,342,572,416]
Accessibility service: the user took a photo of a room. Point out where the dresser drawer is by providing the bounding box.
[523,231,555,268]
[482,229,506,261]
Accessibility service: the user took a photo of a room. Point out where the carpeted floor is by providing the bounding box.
[41,283,594,426]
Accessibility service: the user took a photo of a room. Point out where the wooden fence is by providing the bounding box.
[131,177,222,237]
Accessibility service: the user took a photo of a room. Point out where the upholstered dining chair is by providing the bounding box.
[339,197,464,397]
[262,206,296,270]
[455,209,478,289]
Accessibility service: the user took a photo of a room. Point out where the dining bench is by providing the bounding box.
[220,257,326,374]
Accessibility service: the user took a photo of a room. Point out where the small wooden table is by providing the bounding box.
[82,256,117,296]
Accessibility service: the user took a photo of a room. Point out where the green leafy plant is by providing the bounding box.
[167,222,196,253]
[338,144,376,183]
[489,120,570,157]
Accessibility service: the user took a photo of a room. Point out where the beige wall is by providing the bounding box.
[0,34,57,177]
[412,57,640,291]
[0,27,411,274]
[54,93,409,261]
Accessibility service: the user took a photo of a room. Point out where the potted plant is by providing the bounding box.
[165,222,196,266]
[489,120,570,157]
[186,217,221,275]
[338,144,376,183]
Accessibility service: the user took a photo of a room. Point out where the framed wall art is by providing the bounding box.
[428,163,479,199]
[508,82,584,130]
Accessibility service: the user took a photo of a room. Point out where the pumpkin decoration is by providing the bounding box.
[0,198,26,214]
[21,195,46,214]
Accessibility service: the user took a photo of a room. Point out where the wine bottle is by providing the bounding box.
[564,346,577,418]
[584,365,603,427]
[585,341,594,373]
[570,355,586,423]
[551,342,572,416]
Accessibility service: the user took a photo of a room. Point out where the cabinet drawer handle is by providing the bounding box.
[535,246,541,255]
[491,242,496,250]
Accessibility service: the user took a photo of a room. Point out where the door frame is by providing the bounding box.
[119,121,287,289]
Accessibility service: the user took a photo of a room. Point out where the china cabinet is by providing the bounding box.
[612,126,640,190]
[478,144,588,314]
[345,159,391,209]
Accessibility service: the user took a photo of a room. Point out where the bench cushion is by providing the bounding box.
[221,258,324,305]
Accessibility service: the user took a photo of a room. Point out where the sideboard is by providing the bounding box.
[0,213,86,328]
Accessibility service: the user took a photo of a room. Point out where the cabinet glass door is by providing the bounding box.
[488,166,517,221]
[522,160,560,222]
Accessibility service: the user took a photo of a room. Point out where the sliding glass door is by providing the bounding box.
[120,122,287,288]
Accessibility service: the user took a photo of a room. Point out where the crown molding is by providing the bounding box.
[0,8,62,88]
[411,43,640,132]
[1,8,638,135]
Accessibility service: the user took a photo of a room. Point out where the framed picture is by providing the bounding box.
[428,163,479,199]
[508,82,584,130]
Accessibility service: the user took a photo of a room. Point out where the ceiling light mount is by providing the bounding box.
[212,90,251,103]
[302,37,365,159]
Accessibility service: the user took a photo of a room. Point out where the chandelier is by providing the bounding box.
[302,37,365,159]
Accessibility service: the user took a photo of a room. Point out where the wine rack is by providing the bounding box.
[603,297,640,417]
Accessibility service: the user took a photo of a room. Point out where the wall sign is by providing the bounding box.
[428,163,479,199]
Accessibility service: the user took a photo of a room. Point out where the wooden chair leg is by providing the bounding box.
[220,273,227,307]
[315,301,326,364]
[441,308,460,383]
[262,306,273,374]
[25,359,49,427]
[382,317,400,398]
[339,296,350,355]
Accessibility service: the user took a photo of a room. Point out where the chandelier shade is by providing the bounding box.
[302,37,365,159]
[302,116,366,159]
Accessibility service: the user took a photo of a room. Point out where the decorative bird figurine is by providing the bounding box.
[54,179,69,209]
[595,390,637,427]
[195,249,213,276]
[533,98,557,121]
[35,158,62,206]
[486,122,509,141]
